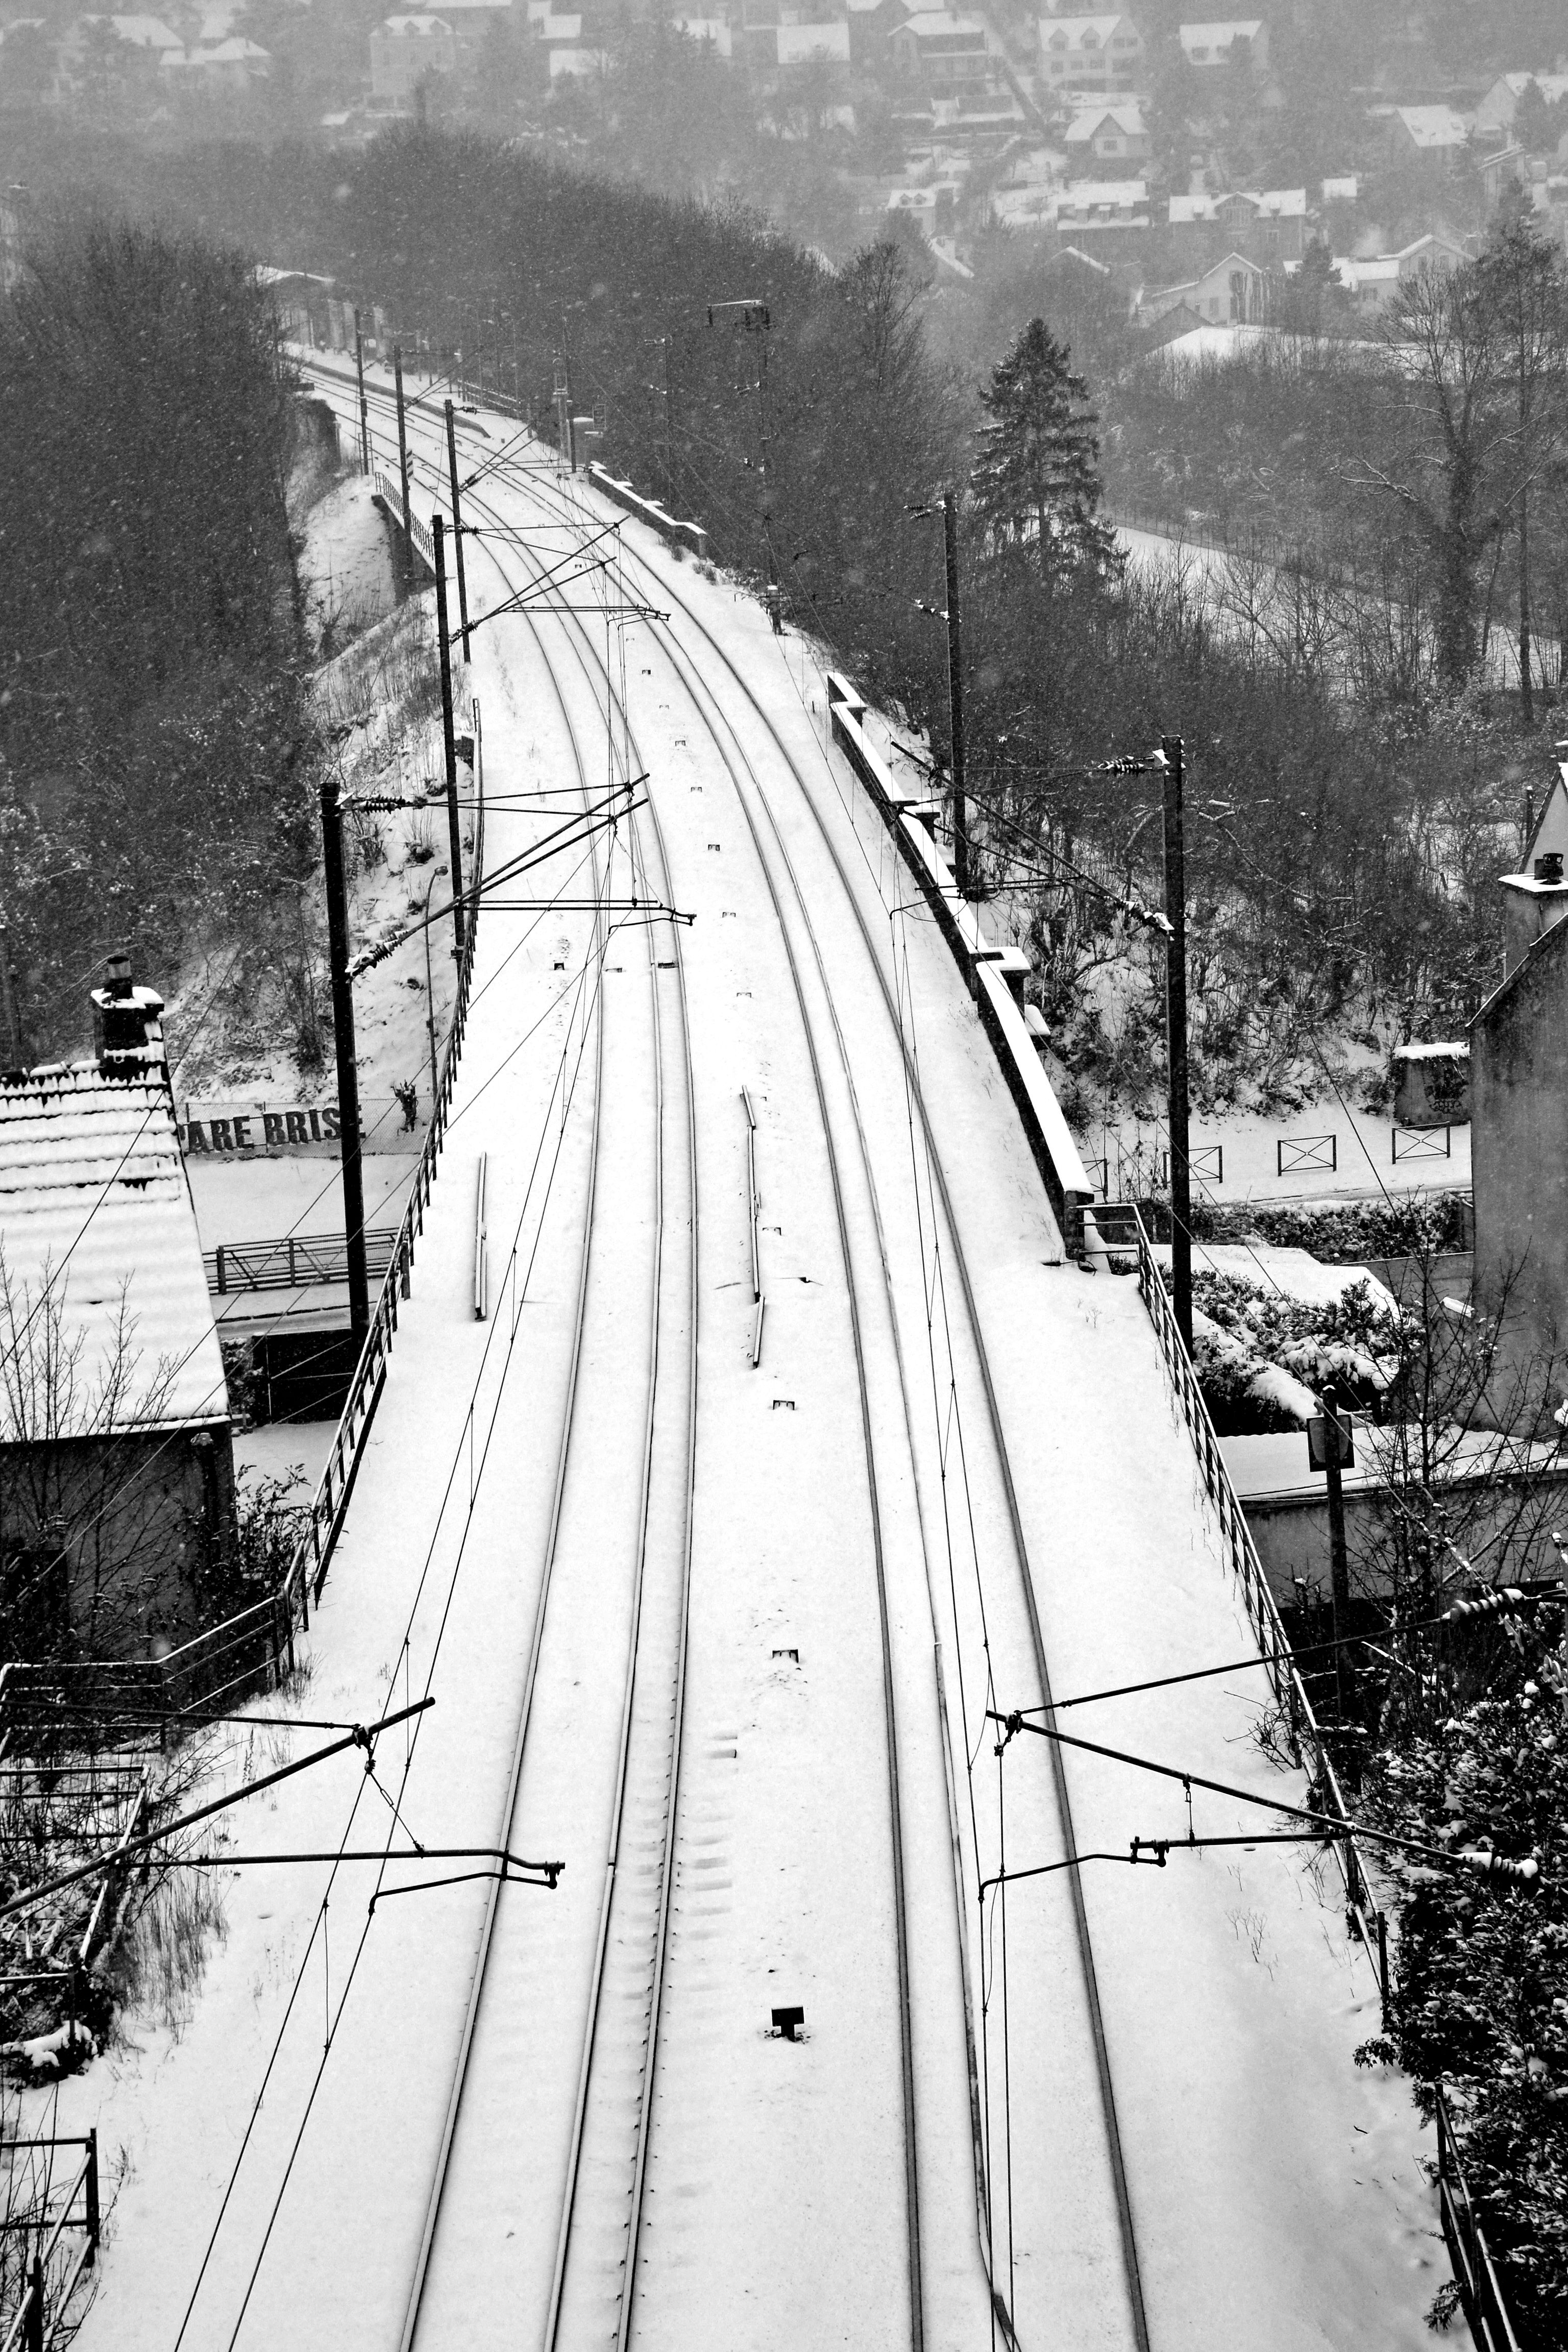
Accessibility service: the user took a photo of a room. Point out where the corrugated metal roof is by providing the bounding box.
[0,1067,227,1439]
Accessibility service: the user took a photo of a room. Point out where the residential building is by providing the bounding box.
[0,956,234,1663]
[1331,231,1469,310]
[1049,177,1150,237]
[1383,104,1471,160]
[1036,13,1142,96]
[162,33,270,86]
[1479,143,1527,204]
[1139,248,1267,324]
[775,16,851,66]
[420,0,517,50]
[889,11,988,89]
[1165,186,1307,266]
[1178,17,1267,69]
[1471,763,1568,1432]
[60,13,181,87]
[1475,71,1568,139]
[370,13,456,97]
[1064,100,1146,165]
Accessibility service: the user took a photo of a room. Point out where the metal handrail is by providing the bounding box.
[206,1227,399,1296]
[274,694,484,1644]
[1120,1202,1526,2350]
[1435,2085,1523,2352]
[1123,1204,1386,1963]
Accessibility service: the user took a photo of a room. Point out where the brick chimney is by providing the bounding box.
[90,951,167,1080]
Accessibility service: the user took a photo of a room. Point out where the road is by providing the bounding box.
[62,358,1464,2352]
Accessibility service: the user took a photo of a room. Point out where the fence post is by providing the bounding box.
[25,2255,43,2352]
[85,2128,100,2253]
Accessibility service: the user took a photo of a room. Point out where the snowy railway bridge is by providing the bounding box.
[63,362,1460,2352]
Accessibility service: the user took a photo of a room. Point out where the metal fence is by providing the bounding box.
[1435,2086,1523,2352]
[0,2135,101,2352]
[205,1227,400,1296]
[1102,1198,1526,2349]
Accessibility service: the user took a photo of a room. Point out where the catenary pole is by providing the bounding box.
[445,399,471,662]
[394,344,414,581]
[1161,734,1192,1355]
[942,487,970,899]
[432,515,466,959]
[353,308,371,474]
[319,777,370,1340]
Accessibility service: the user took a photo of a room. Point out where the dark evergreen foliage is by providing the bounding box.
[970,317,1120,584]
[0,214,311,1056]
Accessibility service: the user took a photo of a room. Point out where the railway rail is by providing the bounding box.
[379,463,700,2352]
[311,354,1148,2350]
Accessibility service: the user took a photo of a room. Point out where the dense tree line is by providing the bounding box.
[0,213,312,1057]
[2,125,1551,1094]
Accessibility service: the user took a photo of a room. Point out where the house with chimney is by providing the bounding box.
[1470,749,1568,1432]
[0,955,236,1663]
[1165,187,1307,267]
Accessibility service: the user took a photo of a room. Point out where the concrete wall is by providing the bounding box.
[1244,1462,1568,1606]
[1,1419,236,1662]
[1472,914,1568,1427]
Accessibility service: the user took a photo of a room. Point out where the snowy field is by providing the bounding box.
[43,358,1468,2352]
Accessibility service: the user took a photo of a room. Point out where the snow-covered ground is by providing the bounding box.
[1095,1100,1472,1205]
[45,358,1466,2352]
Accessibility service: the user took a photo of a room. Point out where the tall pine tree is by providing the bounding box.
[971,318,1120,586]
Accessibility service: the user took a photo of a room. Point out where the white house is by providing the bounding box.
[1037,13,1142,94]
[1064,101,1146,163]
[1331,231,1470,309]
[1384,104,1471,158]
[1178,17,1268,68]
[1049,177,1150,234]
[1140,249,1267,324]
[890,12,988,87]
[369,12,455,97]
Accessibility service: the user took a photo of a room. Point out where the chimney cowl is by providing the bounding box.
[1535,852,1566,885]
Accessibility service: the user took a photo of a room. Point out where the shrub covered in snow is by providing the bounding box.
[1360,1641,1568,2345]
[1186,1268,1398,1433]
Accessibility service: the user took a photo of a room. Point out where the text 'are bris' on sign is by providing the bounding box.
[180,1103,342,1154]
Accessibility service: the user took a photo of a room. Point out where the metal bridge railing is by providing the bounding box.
[1103,1199,1525,2350]
[206,1227,400,1295]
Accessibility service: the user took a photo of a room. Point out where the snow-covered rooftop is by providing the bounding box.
[1391,104,1470,148]
[1065,101,1143,139]
[1167,187,1306,221]
[0,1066,227,1438]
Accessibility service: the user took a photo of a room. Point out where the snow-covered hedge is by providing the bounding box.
[1359,1650,1568,2346]
[1186,1268,1399,1434]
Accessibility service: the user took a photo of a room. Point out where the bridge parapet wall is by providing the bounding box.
[824,670,1092,1254]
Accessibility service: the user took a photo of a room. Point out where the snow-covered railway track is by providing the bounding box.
[546,479,1152,2351]
[311,359,1144,2346]
[393,501,699,2350]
